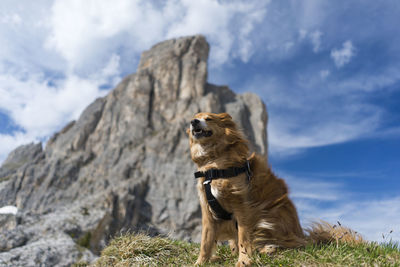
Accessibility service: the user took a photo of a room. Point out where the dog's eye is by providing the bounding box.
[205,118,212,121]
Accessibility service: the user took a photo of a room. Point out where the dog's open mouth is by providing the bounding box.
[192,128,213,138]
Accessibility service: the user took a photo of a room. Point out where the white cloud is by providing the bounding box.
[268,111,381,157]
[1,13,21,25]
[299,29,308,40]
[100,54,120,78]
[331,40,356,68]
[297,29,323,53]
[310,30,322,53]
[285,174,343,201]
[335,66,400,93]
[320,69,330,79]
[166,0,268,65]
[45,0,164,72]
[45,0,269,71]
[94,53,121,86]
[0,71,110,138]
[0,2,62,73]
[0,57,118,163]
[2,0,269,76]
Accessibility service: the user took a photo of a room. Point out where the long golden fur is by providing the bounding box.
[187,112,363,267]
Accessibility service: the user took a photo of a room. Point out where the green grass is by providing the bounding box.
[90,233,400,267]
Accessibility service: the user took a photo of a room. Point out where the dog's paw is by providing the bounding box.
[235,262,251,267]
[210,255,221,263]
[235,257,252,267]
[229,240,239,255]
[259,244,277,255]
[195,257,207,266]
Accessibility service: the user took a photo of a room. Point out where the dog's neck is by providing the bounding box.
[191,141,249,170]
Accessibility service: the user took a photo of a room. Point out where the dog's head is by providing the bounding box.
[187,112,231,141]
[187,112,248,164]
[187,112,247,149]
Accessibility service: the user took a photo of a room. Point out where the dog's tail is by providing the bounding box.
[304,221,364,245]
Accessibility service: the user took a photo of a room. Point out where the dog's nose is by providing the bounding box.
[191,119,200,126]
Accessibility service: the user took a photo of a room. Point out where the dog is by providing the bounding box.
[187,112,362,267]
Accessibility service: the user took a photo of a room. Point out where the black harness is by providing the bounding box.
[194,161,252,220]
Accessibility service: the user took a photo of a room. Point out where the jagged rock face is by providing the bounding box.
[0,35,268,266]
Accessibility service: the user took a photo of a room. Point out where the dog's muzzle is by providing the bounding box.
[191,119,212,138]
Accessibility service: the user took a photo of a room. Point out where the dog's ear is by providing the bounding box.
[218,113,232,121]
[218,113,235,127]
[186,128,190,135]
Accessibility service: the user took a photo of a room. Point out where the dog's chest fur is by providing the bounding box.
[191,143,207,158]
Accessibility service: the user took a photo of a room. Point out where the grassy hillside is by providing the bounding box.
[75,233,400,267]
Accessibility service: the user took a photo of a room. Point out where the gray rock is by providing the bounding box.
[0,233,95,267]
[0,143,42,181]
[0,35,268,266]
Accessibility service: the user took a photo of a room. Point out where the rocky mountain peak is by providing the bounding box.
[0,35,268,266]
[138,35,209,100]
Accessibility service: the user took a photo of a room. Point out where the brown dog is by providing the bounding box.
[188,112,362,267]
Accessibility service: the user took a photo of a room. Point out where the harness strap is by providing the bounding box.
[204,182,232,220]
[194,161,252,182]
[194,161,252,220]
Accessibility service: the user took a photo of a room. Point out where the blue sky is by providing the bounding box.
[0,0,399,242]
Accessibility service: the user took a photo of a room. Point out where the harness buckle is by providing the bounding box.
[203,179,211,185]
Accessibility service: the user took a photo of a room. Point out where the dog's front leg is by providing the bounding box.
[236,222,252,267]
[195,215,217,265]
